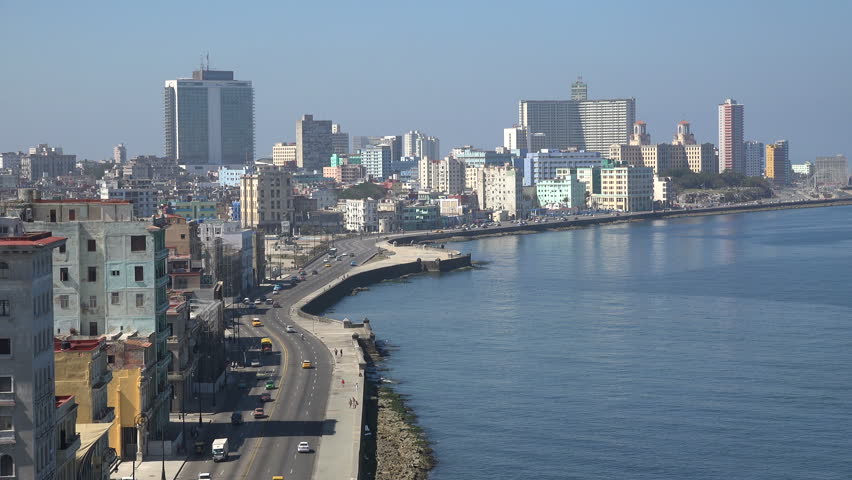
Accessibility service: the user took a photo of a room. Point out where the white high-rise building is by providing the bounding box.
[403,131,440,160]
[519,79,635,155]
[0,219,66,480]
[418,157,465,194]
[113,143,127,163]
[362,145,392,179]
[164,68,254,169]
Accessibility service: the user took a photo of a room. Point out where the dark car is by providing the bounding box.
[231,411,244,425]
[272,302,281,308]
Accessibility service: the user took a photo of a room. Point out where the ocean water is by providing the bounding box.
[326,206,852,480]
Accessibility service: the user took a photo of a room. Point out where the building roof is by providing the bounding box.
[33,199,131,204]
[0,231,65,248]
[56,395,74,408]
[54,338,103,352]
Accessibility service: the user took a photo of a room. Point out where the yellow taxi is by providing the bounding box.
[252,318,263,327]
[301,360,313,369]
[273,476,284,480]
[323,263,332,268]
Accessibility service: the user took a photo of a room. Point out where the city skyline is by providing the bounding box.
[1,1,850,164]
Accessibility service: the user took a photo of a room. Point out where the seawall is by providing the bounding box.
[290,243,470,480]
[393,197,852,245]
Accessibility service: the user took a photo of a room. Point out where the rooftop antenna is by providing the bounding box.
[206,51,210,71]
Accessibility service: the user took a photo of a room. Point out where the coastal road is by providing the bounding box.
[176,236,379,480]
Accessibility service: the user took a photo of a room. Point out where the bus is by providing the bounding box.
[328,247,338,256]
[260,338,272,353]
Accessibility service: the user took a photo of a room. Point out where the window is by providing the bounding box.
[89,296,97,309]
[180,234,186,239]
[135,294,144,307]
[59,295,69,309]
[0,453,12,477]
[111,270,120,277]
[88,267,97,282]
[0,300,8,316]
[0,416,11,431]
[88,322,97,336]
[60,268,69,282]
[68,209,76,220]
[0,263,7,280]
[111,292,120,305]
[0,376,11,393]
[107,355,115,364]
[130,235,146,252]
[59,243,66,253]
[0,339,9,355]
[134,266,144,282]
[87,239,96,252]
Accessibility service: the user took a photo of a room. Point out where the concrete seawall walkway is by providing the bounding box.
[290,241,464,480]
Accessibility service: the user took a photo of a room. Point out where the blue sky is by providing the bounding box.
[1,0,850,163]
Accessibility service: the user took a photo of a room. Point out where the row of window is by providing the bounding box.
[59,265,146,283]
[57,292,146,310]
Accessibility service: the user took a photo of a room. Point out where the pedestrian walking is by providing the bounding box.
[342,379,345,386]
[349,398,353,407]
[334,348,338,356]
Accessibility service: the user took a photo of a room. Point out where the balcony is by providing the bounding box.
[95,406,115,424]
[92,370,113,390]
[0,392,14,407]
[57,433,81,465]
[0,429,14,445]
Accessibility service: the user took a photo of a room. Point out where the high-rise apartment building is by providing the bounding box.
[744,141,765,177]
[272,142,298,166]
[718,98,745,173]
[503,126,527,151]
[296,115,333,171]
[0,219,66,480]
[362,145,392,179]
[519,79,635,154]
[20,144,77,182]
[164,68,255,169]
[518,101,571,151]
[239,166,293,232]
[418,157,465,194]
[765,140,790,185]
[403,131,440,160]
[113,143,127,164]
[814,155,848,186]
[331,124,350,156]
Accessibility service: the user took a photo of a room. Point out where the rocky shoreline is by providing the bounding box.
[359,338,435,480]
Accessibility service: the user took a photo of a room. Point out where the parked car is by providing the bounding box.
[253,299,262,305]
[253,408,265,419]
[260,393,272,402]
[265,381,275,390]
[350,261,357,266]
[250,360,261,367]
[265,299,273,305]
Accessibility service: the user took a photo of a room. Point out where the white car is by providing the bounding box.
[297,441,311,453]
[198,474,211,480]
[285,325,296,333]
[250,360,261,367]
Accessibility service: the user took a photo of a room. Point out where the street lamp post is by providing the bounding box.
[132,413,147,480]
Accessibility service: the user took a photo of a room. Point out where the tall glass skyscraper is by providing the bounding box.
[164,68,254,169]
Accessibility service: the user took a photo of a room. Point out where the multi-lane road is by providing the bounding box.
[177,236,379,480]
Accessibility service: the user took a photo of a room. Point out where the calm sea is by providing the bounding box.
[327,206,852,480]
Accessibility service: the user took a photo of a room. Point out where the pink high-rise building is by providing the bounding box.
[718,99,744,173]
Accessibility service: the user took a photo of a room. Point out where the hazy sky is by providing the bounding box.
[2,1,850,163]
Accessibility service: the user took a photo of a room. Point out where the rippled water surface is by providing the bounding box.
[327,206,852,479]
